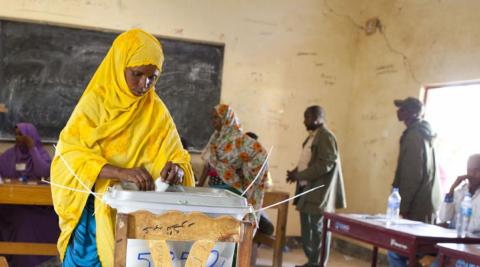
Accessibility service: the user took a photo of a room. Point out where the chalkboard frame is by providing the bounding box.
[0,19,224,151]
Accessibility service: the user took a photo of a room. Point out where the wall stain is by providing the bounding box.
[375,64,397,76]
[244,18,277,27]
[321,73,336,86]
[251,72,263,82]
[297,52,317,56]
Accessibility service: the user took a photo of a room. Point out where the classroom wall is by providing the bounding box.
[0,0,361,235]
[342,0,480,215]
[8,0,479,238]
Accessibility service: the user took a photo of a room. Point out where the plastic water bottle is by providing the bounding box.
[386,188,401,227]
[456,193,473,238]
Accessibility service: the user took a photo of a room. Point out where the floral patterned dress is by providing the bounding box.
[203,104,268,210]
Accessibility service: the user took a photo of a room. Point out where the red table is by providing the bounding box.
[320,212,480,267]
[437,243,480,266]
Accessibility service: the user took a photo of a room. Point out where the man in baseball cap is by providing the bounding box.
[388,96,441,267]
[394,97,424,119]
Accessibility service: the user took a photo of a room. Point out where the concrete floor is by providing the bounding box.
[255,247,371,267]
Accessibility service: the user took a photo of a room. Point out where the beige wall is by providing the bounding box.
[342,0,480,215]
[6,0,479,237]
[0,0,361,235]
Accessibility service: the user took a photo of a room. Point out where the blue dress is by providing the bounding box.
[63,195,101,267]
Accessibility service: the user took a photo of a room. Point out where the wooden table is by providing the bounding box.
[437,243,480,266]
[0,180,57,256]
[0,180,53,205]
[320,213,480,267]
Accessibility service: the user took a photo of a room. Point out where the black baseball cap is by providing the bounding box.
[394,97,423,114]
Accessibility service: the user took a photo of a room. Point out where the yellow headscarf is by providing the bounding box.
[51,29,194,267]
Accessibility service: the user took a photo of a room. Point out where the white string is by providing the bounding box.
[254,185,325,213]
[241,146,273,197]
[40,178,104,196]
[53,144,104,203]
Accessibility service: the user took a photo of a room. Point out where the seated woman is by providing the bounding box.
[0,123,60,267]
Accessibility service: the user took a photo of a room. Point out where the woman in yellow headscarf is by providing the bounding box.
[50,29,194,267]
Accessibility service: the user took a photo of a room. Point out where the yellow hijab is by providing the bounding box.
[51,29,194,267]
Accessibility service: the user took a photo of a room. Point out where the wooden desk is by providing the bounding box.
[0,180,53,206]
[320,213,480,267]
[437,243,480,266]
[0,180,57,256]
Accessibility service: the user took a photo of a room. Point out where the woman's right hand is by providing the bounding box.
[117,167,154,191]
[99,165,154,191]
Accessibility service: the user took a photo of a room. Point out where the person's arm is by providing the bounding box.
[17,135,51,177]
[97,162,184,191]
[438,175,469,224]
[295,133,337,182]
[438,192,455,224]
[98,164,154,191]
[197,162,210,186]
[29,147,52,177]
[395,133,425,217]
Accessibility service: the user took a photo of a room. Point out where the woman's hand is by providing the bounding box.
[117,167,154,191]
[99,165,154,191]
[160,161,184,185]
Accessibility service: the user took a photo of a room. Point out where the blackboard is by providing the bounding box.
[0,20,223,151]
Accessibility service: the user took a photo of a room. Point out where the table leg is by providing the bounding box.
[319,216,329,266]
[438,252,446,267]
[114,213,128,267]
[370,246,377,267]
[408,252,417,267]
[237,222,254,267]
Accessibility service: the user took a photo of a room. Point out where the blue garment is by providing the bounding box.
[63,195,101,267]
[431,256,478,267]
[455,260,478,267]
[387,251,408,267]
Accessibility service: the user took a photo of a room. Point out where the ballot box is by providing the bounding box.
[103,185,254,267]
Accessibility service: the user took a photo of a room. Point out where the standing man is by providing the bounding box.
[286,105,346,267]
[388,97,441,267]
[392,97,441,222]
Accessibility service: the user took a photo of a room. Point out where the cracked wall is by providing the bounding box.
[0,0,361,236]
[343,0,480,215]
[2,0,478,237]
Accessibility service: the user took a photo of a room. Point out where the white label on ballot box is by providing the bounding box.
[126,239,235,267]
